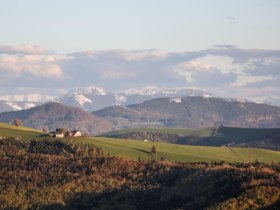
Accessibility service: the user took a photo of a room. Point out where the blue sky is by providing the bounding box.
[1,0,280,52]
[0,0,280,102]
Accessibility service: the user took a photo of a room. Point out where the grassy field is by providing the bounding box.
[69,137,280,163]
[0,122,46,140]
[1,122,280,163]
[103,126,280,145]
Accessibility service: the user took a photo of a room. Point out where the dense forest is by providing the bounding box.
[1,138,280,209]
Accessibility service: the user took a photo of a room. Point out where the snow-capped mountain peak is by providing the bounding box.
[84,86,107,95]
[66,85,107,96]
[124,86,213,97]
[73,94,92,106]
[3,85,279,114]
[124,86,159,96]
[0,94,56,112]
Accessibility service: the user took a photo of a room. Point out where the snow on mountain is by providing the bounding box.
[225,98,253,104]
[170,97,182,103]
[124,86,211,97]
[0,85,213,113]
[59,85,114,111]
[0,94,56,113]
[58,85,216,112]
[5,102,23,111]
[73,94,92,106]
[2,85,278,113]
[66,86,107,97]
[115,95,127,106]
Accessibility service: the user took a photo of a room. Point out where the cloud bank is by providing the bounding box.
[0,44,279,101]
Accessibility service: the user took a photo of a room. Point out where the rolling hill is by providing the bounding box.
[0,102,113,135]
[89,137,280,163]
[1,122,280,163]
[101,126,280,150]
[0,122,45,140]
[94,96,280,129]
[2,136,280,209]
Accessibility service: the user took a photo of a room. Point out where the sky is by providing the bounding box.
[0,0,280,102]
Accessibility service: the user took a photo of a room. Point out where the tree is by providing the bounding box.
[42,127,48,133]
[13,119,23,127]
[151,145,157,154]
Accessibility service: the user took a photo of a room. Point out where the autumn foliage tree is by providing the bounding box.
[13,119,23,127]
[1,138,280,209]
[151,145,157,154]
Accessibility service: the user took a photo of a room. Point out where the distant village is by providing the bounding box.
[49,128,85,138]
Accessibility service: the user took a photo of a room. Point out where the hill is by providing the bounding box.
[1,122,279,163]
[1,137,280,209]
[102,126,280,150]
[0,122,45,140]
[0,102,113,135]
[94,96,280,129]
[90,137,280,163]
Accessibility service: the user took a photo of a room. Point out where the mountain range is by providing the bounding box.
[1,95,280,135]
[94,96,280,130]
[4,85,279,113]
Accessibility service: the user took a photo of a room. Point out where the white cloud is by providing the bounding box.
[0,54,63,78]
[173,61,211,82]
[0,44,280,101]
[173,60,237,86]
[119,50,168,61]
[0,44,51,55]
[231,74,274,88]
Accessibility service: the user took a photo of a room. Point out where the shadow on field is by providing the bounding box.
[133,147,151,155]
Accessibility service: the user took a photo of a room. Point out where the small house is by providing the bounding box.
[49,131,56,137]
[73,130,82,137]
[55,132,64,138]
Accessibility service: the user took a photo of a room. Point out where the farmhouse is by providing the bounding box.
[49,128,83,138]
[73,130,82,137]
[55,132,64,138]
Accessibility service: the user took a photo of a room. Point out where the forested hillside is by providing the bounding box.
[0,102,113,135]
[94,96,280,130]
[1,138,280,209]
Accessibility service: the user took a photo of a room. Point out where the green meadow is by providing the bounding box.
[1,122,280,163]
[86,137,280,163]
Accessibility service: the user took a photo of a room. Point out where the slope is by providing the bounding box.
[94,96,280,129]
[88,137,280,163]
[101,126,280,150]
[0,122,44,140]
[0,102,113,135]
